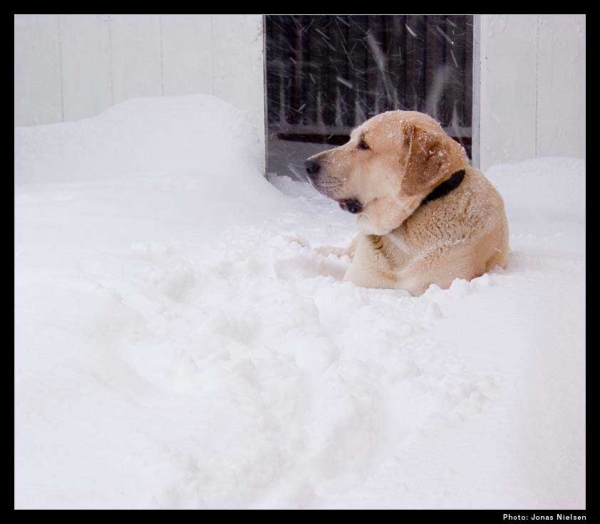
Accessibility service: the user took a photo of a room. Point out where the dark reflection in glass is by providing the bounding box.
[265,15,473,180]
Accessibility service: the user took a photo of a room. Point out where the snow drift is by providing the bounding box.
[15,94,585,509]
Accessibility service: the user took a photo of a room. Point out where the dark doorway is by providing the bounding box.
[265,15,474,180]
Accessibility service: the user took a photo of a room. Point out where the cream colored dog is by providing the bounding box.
[304,110,509,296]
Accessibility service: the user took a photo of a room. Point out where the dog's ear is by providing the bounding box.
[401,124,468,197]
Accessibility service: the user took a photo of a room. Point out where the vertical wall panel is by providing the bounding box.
[160,15,213,96]
[536,15,585,158]
[110,15,163,104]
[14,15,63,126]
[464,19,474,133]
[211,15,265,168]
[60,15,112,121]
[471,16,481,169]
[478,15,538,171]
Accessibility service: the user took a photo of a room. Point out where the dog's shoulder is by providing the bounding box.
[402,166,505,247]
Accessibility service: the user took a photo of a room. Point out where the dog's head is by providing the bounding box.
[304,111,469,235]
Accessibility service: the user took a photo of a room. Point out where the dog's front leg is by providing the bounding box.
[315,235,359,260]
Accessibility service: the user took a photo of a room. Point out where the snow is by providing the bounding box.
[15,94,585,509]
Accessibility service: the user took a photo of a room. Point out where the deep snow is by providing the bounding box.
[15,94,585,509]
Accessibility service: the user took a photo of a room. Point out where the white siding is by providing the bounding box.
[160,15,213,96]
[14,15,63,125]
[211,15,265,155]
[14,15,584,174]
[536,15,585,158]
[110,15,163,104]
[59,15,112,121]
[476,14,585,171]
[14,14,265,171]
[477,15,538,170]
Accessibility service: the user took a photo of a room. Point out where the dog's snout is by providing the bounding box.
[304,159,321,178]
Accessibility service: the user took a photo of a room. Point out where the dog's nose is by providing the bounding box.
[304,159,320,178]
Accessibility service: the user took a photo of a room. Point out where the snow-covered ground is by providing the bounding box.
[15,95,585,509]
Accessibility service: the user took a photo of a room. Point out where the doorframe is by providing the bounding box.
[471,14,481,169]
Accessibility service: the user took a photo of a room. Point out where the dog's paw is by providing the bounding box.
[314,246,346,258]
[283,235,312,249]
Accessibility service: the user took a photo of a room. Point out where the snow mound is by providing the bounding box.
[15,93,262,185]
[15,95,585,509]
[487,156,585,224]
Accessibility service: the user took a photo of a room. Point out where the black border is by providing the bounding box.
[12,12,589,516]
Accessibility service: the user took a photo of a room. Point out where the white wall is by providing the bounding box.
[14,14,265,167]
[15,15,585,175]
[475,14,585,171]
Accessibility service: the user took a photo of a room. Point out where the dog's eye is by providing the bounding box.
[358,137,370,150]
